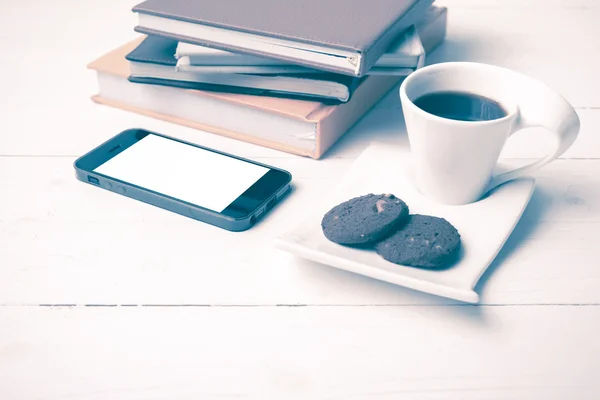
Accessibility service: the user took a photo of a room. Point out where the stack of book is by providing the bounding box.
[88,0,448,159]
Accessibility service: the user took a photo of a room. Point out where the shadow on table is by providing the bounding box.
[324,101,409,158]
[294,258,493,324]
[474,186,553,296]
[323,32,512,160]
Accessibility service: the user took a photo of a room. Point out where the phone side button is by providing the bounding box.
[116,185,126,194]
[103,181,113,190]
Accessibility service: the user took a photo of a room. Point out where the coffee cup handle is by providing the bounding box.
[487,76,580,191]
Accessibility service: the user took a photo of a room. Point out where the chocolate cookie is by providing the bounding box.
[375,214,461,268]
[321,193,409,245]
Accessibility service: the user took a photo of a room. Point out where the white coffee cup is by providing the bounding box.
[399,62,580,205]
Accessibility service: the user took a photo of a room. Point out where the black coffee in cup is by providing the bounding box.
[413,91,507,122]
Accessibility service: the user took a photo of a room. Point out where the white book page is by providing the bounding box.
[138,14,360,74]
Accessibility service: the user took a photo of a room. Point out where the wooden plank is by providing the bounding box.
[0,305,599,399]
[1,157,599,305]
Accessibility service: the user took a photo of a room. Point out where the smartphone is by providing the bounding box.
[74,128,292,232]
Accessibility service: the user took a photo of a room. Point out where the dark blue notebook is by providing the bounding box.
[125,36,365,103]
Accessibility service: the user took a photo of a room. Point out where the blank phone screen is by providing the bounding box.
[94,134,270,213]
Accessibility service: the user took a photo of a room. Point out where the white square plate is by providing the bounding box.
[275,144,535,303]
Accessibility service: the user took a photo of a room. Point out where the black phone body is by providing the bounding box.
[74,128,292,232]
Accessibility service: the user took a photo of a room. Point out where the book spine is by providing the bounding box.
[360,0,434,76]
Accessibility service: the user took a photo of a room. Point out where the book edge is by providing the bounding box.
[91,94,319,159]
[86,36,328,122]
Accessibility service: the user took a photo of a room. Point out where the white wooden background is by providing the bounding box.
[1,0,600,398]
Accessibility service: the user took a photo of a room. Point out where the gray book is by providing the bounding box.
[132,0,434,77]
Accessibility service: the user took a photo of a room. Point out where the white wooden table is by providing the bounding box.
[1,0,600,398]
